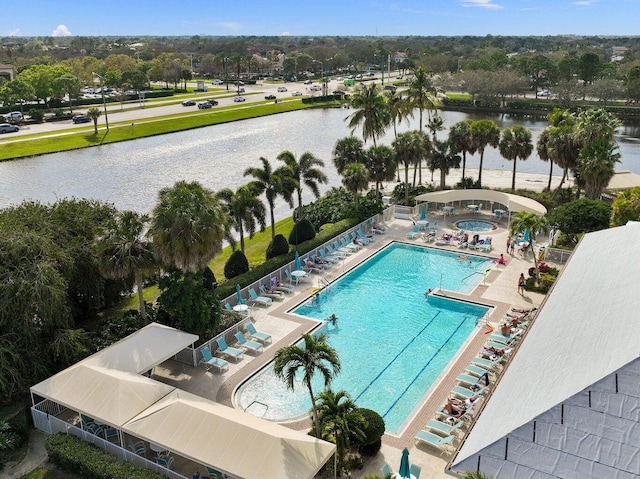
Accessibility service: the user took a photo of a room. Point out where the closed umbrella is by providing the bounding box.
[419,204,426,221]
[398,447,411,478]
[294,251,302,271]
[524,228,530,242]
[235,284,246,304]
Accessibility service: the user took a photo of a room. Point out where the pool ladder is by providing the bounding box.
[245,400,269,418]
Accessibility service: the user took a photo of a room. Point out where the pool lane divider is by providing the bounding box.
[382,314,470,420]
[354,311,442,403]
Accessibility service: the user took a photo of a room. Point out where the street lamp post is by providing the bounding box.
[92,72,109,132]
[224,57,229,91]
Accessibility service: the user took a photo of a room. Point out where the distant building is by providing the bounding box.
[394,52,408,63]
[0,63,14,81]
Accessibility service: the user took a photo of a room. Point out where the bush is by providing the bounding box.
[288,219,316,245]
[266,234,289,260]
[390,183,431,206]
[224,250,250,279]
[455,177,481,189]
[357,408,385,456]
[53,108,65,118]
[28,108,45,122]
[45,433,165,479]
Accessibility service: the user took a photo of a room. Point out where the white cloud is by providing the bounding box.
[4,28,21,36]
[280,31,290,36]
[214,21,242,31]
[573,0,597,4]
[52,24,72,37]
[461,0,502,9]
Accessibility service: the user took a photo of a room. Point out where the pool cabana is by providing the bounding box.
[414,189,547,224]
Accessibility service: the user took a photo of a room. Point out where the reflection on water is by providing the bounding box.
[1,108,639,214]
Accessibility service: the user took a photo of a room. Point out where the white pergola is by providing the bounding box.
[414,189,547,216]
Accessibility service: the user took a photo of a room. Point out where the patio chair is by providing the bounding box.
[406,224,421,239]
[215,337,243,361]
[246,322,272,344]
[200,346,229,372]
[410,464,422,479]
[311,255,333,269]
[331,241,352,256]
[259,284,285,300]
[248,287,272,307]
[156,454,174,469]
[455,372,483,388]
[415,430,456,453]
[285,268,308,286]
[234,332,263,354]
[357,228,376,243]
[465,363,495,378]
[319,248,340,263]
[341,236,361,251]
[302,257,324,274]
[127,440,147,457]
[269,277,294,293]
[451,384,487,399]
[104,426,119,442]
[206,467,224,479]
[426,418,465,436]
[380,463,392,477]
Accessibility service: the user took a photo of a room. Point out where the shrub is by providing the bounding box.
[266,234,289,259]
[224,250,250,279]
[45,433,165,479]
[288,219,316,245]
[28,109,44,122]
[53,108,65,118]
[455,177,481,189]
[390,183,431,206]
[357,408,385,456]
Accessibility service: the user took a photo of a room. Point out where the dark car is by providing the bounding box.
[198,101,213,109]
[332,90,348,96]
[72,115,91,124]
[0,123,20,133]
[207,99,219,106]
[182,100,196,106]
[265,94,276,100]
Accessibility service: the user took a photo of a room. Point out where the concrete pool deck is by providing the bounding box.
[152,214,555,478]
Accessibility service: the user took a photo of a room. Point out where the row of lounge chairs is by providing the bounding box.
[415,310,533,453]
[200,323,272,372]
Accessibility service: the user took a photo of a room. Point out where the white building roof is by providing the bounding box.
[606,170,640,190]
[414,189,547,215]
[453,221,640,465]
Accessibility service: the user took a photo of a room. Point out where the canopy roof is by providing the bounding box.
[84,322,198,374]
[606,170,640,190]
[31,364,175,427]
[414,189,547,215]
[453,221,640,466]
[123,390,336,479]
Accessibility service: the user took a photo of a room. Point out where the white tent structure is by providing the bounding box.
[606,170,640,191]
[123,390,336,479]
[450,222,640,479]
[414,189,547,215]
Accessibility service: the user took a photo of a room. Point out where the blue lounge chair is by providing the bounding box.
[472,355,503,370]
[269,277,294,293]
[451,384,486,399]
[234,332,263,354]
[328,243,350,256]
[341,236,361,251]
[464,363,493,378]
[426,418,465,436]
[248,287,272,307]
[246,322,271,343]
[319,248,339,263]
[224,302,233,312]
[215,337,243,361]
[259,284,285,300]
[380,463,392,477]
[200,346,229,372]
[456,372,482,387]
[302,257,324,273]
[357,228,376,243]
[406,224,421,239]
[415,430,456,453]
[351,231,372,245]
[410,464,422,479]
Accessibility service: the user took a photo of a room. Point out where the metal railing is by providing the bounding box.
[544,247,573,264]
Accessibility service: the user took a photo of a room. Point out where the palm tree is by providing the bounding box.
[576,139,621,199]
[277,150,327,220]
[315,389,366,473]
[509,211,549,276]
[406,66,436,131]
[384,88,412,181]
[149,180,230,273]
[574,108,620,146]
[537,128,553,191]
[96,211,156,322]
[430,140,462,190]
[365,145,396,196]
[341,162,370,210]
[470,119,500,186]
[216,184,266,253]
[346,83,390,146]
[273,333,341,438]
[244,157,292,240]
[499,125,533,191]
[392,130,429,206]
[449,119,476,183]
[87,107,101,135]
[427,114,445,182]
[333,136,366,174]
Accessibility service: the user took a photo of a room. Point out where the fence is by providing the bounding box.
[544,247,573,264]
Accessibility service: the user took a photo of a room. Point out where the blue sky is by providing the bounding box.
[1,0,638,37]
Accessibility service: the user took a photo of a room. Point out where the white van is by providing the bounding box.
[4,111,23,122]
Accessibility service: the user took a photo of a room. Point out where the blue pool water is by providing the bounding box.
[234,243,491,433]
[456,220,497,232]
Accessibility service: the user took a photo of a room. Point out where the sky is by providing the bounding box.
[1,0,638,37]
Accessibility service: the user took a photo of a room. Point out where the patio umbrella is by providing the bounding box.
[419,204,427,221]
[235,284,246,304]
[524,228,530,242]
[294,251,302,271]
[398,447,411,478]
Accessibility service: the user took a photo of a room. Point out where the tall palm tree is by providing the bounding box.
[333,136,366,175]
[427,114,445,182]
[499,125,533,191]
[273,333,341,438]
[346,83,390,146]
[430,140,462,190]
[470,119,500,187]
[96,211,156,322]
[576,139,621,199]
[365,145,396,196]
[406,66,436,131]
[536,128,554,191]
[448,119,476,184]
[341,162,370,210]
[574,108,620,146]
[392,130,429,206]
[547,125,581,191]
[384,88,412,181]
[509,211,549,276]
[315,389,366,473]
[150,180,230,273]
[215,184,266,253]
[277,150,327,220]
[244,157,292,240]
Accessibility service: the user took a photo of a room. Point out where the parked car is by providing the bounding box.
[212,80,224,85]
[277,86,288,92]
[198,101,213,109]
[72,115,91,124]
[332,90,347,96]
[539,89,550,97]
[303,79,313,85]
[0,123,20,133]
[310,85,322,91]
[237,87,245,93]
[233,96,246,102]
[207,99,219,106]
[265,94,276,100]
[182,100,196,106]
[291,91,303,96]
[4,111,23,122]
[383,85,397,91]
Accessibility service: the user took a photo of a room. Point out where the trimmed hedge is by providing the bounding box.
[45,433,166,479]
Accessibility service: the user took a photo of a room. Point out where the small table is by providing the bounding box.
[150,442,167,454]
[291,270,308,278]
[442,206,454,215]
[233,304,249,313]
[416,220,429,231]
[467,204,479,214]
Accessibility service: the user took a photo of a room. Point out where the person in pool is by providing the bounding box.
[328,314,337,326]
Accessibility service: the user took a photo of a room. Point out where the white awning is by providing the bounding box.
[414,189,547,215]
[606,170,640,190]
[123,390,336,479]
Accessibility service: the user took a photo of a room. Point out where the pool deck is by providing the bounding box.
[153,213,556,479]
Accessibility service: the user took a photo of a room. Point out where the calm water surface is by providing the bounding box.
[1,108,639,216]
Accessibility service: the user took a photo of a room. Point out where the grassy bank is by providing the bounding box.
[0,99,344,161]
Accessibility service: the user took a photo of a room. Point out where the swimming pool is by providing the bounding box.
[234,243,491,433]
[456,220,497,232]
